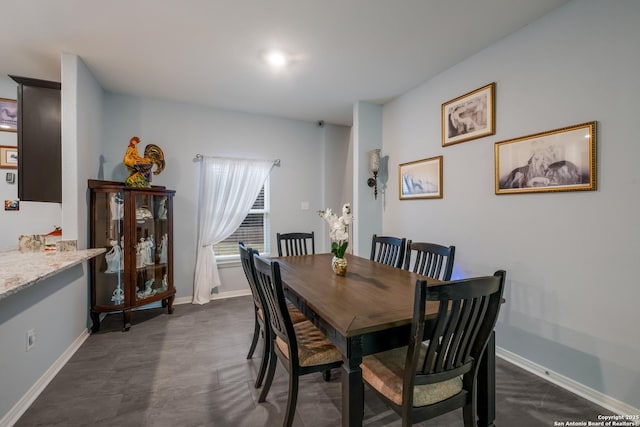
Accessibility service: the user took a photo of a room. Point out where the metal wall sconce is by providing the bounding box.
[367,149,381,199]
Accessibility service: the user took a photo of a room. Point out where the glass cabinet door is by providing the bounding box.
[134,193,170,302]
[94,191,125,307]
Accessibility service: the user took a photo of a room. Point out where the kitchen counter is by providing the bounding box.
[0,248,105,301]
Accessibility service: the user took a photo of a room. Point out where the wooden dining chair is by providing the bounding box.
[361,270,506,427]
[370,234,407,268]
[253,254,343,427]
[276,232,315,256]
[238,242,306,389]
[403,240,456,281]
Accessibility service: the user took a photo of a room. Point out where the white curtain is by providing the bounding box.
[192,157,275,304]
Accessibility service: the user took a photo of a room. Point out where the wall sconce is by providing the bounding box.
[367,149,381,199]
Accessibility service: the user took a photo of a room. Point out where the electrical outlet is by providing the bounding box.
[26,329,36,351]
[301,201,309,210]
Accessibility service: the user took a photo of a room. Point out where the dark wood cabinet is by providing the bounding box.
[10,75,61,203]
[88,179,176,331]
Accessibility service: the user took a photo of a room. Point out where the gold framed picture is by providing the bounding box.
[442,83,495,147]
[399,156,443,200]
[0,98,18,132]
[0,145,18,169]
[495,122,597,195]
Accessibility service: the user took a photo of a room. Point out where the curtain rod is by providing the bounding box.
[194,154,280,167]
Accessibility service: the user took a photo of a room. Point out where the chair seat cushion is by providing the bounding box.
[258,303,306,324]
[275,320,342,367]
[287,301,307,324]
[362,346,462,407]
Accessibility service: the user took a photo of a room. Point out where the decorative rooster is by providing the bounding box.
[122,136,165,187]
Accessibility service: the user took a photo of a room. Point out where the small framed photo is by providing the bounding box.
[0,98,18,132]
[442,83,495,147]
[399,155,443,200]
[4,200,19,211]
[495,121,596,195]
[0,146,17,169]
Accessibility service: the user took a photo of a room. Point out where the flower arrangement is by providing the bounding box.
[318,203,352,258]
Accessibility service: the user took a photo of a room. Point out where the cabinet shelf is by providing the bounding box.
[89,180,176,332]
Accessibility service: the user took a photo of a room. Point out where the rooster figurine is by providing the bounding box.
[123,136,165,187]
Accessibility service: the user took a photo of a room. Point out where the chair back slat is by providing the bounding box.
[448,298,474,370]
[403,241,455,281]
[277,232,315,256]
[421,297,450,375]
[435,299,462,372]
[370,234,406,268]
[408,271,505,393]
[239,242,264,312]
[252,255,299,365]
[460,296,490,363]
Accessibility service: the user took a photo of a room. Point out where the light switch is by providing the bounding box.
[301,201,309,210]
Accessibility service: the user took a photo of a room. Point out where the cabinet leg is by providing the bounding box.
[90,311,101,333]
[122,310,131,332]
[166,295,175,314]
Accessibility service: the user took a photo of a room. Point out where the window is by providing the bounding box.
[213,182,269,259]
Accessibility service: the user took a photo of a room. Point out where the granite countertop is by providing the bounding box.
[0,248,106,301]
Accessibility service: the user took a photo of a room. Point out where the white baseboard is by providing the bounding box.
[497,346,640,423]
[1,329,90,427]
[210,289,252,300]
[173,289,252,306]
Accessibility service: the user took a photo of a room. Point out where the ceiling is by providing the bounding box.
[0,0,570,126]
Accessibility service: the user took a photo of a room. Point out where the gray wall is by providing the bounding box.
[99,93,351,298]
[320,123,353,254]
[382,0,640,410]
[353,101,383,256]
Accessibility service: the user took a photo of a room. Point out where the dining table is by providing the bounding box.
[272,253,498,427]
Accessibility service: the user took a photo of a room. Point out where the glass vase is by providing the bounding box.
[331,256,348,276]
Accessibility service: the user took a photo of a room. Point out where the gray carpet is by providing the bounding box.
[15,296,610,426]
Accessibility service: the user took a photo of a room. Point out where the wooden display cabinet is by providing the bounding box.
[88,179,176,331]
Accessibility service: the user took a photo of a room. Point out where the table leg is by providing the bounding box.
[342,337,364,427]
[477,331,496,427]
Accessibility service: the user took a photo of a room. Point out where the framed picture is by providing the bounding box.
[442,83,495,147]
[0,98,18,132]
[495,121,596,195]
[399,156,443,200]
[4,200,19,211]
[0,146,18,169]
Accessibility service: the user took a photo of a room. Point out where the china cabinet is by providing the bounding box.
[88,179,175,331]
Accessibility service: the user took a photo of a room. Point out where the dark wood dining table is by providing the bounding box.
[273,253,497,427]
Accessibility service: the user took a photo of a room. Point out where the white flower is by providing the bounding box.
[319,203,352,242]
[334,228,349,241]
[319,203,352,258]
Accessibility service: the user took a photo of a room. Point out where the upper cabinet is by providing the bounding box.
[10,75,61,203]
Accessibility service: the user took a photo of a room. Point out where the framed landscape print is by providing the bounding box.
[495,121,596,195]
[442,83,495,146]
[0,145,18,169]
[399,156,443,200]
[0,98,18,132]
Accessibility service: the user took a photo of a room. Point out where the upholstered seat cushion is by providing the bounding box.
[275,320,342,367]
[258,303,306,324]
[286,301,307,324]
[361,346,462,407]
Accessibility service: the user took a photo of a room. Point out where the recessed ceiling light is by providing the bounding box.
[264,50,288,68]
